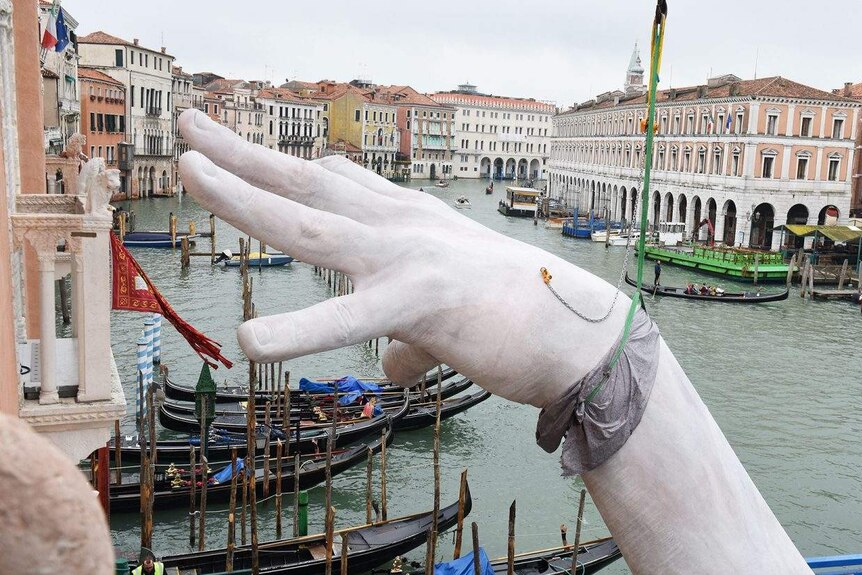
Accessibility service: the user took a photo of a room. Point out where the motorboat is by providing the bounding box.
[454,196,471,209]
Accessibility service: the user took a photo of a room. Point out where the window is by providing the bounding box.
[766,114,778,136]
[119,116,125,133]
[800,116,812,137]
[828,157,840,181]
[355,109,361,122]
[89,112,95,132]
[762,155,775,178]
[115,49,124,67]
[735,112,744,134]
[130,50,135,65]
[97,114,104,132]
[701,114,709,133]
[697,149,706,173]
[712,150,722,174]
[832,118,844,139]
[732,152,740,176]
[683,151,691,172]
[796,156,809,179]
[686,115,694,134]
[672,115,680,134]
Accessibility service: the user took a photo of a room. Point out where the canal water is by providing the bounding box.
[107,178,862,573]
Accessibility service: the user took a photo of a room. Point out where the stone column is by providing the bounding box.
[35,242,58,404]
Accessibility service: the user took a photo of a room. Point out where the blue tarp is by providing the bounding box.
[435,548,495,575]
[211,458,246,483]
[298,376,382,406]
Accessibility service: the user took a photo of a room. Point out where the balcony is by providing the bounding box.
[146,106,162,117]
[11,183,126,461]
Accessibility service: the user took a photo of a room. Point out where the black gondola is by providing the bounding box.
[159,390,410,435]
[163,368,458,403]
[133,480,472,574]
[159,376,473,419]
[625,273,789,303]
[395,389,492,432]
[110,423,394,513]
[391,536,621,575]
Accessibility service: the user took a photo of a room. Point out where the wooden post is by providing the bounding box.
[209,213,216,263]
[198,410,209,551]
[808,260,815,299]
[170,212,177,248]
[570,489,587,574]
[428,365,443,567]
[114,419,122,485]
[786,253,796,287]
[507,500,516,575]
[181,236,190,269]
[227,448,238,572]
[799,260,809,298]
[839,259,849,289]
[424,528,435,575]
[118,211,127,240]
[380,426,388,521]
[247,361,260,575]
[141,381,155,550]
[365,447,373,524]
[148,382,157,466]
[275,440,283,539]
[263,401,272,498]
[324,506,335,575]
[241,455,248,546]
[471,522,481,575]
[453,469,468,559]
[324,390,338,541]
[189,444,196,546]
[293,452,300,537]
[560,524,568,546]
[96,445,110,519]
[340,530,349,575]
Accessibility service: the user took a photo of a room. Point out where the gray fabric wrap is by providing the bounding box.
[535,308,660,476]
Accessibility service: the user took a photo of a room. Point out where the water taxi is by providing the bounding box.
[498,186,539,217]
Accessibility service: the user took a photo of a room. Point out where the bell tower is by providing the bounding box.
[625,43,646,94]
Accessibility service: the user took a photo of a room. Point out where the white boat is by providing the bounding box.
[544,217,569,229]
[454,196,471,209]
[607,231,641,247]
[590,229,622,243]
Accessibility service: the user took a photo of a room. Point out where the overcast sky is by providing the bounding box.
[64,0,861,106]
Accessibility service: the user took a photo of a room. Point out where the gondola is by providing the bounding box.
[159,391,411,436]
[110,423,394,513]
[122,231,199,248]
[624,273,789,303]
[133,480,472,575]
[159,376,473,419]
[162,367,458,403]
[395,389,492,432]
[391,536,621,575]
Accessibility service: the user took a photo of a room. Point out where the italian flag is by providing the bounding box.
[41,3,58,50]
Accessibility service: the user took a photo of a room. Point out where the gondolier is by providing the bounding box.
[132,547,164,575]
[654,260,662,286]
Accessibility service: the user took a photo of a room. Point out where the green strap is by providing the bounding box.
[586,4,665,403]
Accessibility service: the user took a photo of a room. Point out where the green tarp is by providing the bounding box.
[773,224,862,243]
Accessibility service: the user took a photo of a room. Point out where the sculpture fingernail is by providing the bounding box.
[193,109,210,130]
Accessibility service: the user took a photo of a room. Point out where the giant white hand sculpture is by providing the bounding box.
[179,109,812,574]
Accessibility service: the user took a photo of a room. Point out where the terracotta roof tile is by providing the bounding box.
[564,76,857,114]
[431,91,555,112]
[370,85,447,108]
[78,67,124,87]
[78,31,134,46]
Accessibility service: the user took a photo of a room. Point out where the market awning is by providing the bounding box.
[773,224,862,243]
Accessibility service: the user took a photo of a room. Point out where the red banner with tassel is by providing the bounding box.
[110,233,233,369]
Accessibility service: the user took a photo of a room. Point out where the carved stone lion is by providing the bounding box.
[78,158,120,218]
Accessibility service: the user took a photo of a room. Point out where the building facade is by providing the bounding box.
[79,67,126,193]
[257,87,323,159]
[38,1,79,155]
[431,84,554,181]
[549,74,861,249]
[372,85,457,181]
[171,65,203,193]
[78,32,175,197]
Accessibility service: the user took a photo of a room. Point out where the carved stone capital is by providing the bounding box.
[0,1,11,31]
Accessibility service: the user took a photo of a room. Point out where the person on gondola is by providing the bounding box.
[699,284,710,295]
[654,260,662,286]
[133,547,164,575]
[684,283,696,295]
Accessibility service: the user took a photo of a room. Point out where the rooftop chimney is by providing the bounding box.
[844,82,853,97]
[161,47,166,54]
[133,38,139,46]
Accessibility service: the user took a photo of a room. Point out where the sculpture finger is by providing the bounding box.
[236,291,400,363]
[179,109,400,222]
[179,151,376,275]
[381,340,442,386]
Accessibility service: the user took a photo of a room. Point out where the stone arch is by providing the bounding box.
[721,200,737,246]
[664,192,674,222]
[620,186,628,222]
[706,198,717,239]
[652,190,661,226]
[677,194,687,227]
[517,158,529,180]
[505,158,516,179]
[785,204,809,248]
[749,202,775,248]
[148,166,156,197]
[529,159,540,179]
[692,196,703,239]
[494,158,504,179]
[480,157,492,178]
[818,204,840,225]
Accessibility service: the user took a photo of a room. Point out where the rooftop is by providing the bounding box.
[78,67,125,87]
